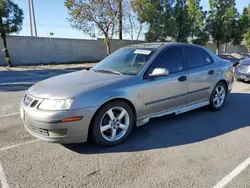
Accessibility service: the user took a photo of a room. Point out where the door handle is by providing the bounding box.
[208,70,214,75]
[178,76,187,82]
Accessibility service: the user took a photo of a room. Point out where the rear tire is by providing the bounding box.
[91,101,134,146]
[209,82,227,111]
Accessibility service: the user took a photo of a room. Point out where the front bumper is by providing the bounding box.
[20,101,99,144]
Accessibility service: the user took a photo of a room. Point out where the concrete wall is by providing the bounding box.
[0,36,248,66]
[0,36,143,65]
[205,43,248,54]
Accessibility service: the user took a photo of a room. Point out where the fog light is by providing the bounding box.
[48,129,67,137]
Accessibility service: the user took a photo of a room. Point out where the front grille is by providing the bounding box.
[23,94,42,108]
[30,100,38,107]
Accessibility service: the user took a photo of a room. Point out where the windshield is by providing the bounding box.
[92,47,156,75]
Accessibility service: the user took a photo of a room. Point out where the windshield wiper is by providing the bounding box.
[93,69,123,75]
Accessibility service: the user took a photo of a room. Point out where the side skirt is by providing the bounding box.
[136,100,209,126]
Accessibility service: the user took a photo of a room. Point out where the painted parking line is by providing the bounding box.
[213,156,250,188]
[0,140,40,188]
[0,161,9,188]
[0,139,39,152]
[0,113,20,118]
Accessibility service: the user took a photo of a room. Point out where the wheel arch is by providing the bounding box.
[87,98,137,140]
[217,79,228,92]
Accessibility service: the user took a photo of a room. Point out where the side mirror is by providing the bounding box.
[148,68,169,78]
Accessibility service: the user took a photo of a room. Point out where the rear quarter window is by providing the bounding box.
[203,51,214,64]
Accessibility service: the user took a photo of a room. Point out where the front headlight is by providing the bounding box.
[38,99,74,110]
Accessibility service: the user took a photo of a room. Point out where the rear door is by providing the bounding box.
[183,46,215,105]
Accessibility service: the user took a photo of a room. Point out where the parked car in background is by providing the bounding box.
[20,43,234,146]
[241,53,250,59]
[234,58,250,82]
[218,53,243,67]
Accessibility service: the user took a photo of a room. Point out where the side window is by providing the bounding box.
[203,51,214,64]
[149,47,184,74]
[184,47,206,69]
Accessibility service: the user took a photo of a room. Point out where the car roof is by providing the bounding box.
[130,42,169,49]
[130,42,205,50]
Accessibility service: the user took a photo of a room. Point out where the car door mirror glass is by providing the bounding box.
[149,68,169,77]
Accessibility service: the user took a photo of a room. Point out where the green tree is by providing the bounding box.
[0,0,23,67]
[241,4,250,50]
[231,20,243,46]
[239,6,250,34]
[227,4,249,48]
[65,0,118,55]
[132,0,191,42]
[191,30,209,46]
[145,2,166,42]
[132,0,167,41]
[162,0,176,41]
[187,0,202,39]
[172,0,191,42]
[187,0,209,45]
[223,5,239,52]
[206,0,238,54]
[244,30,250,50]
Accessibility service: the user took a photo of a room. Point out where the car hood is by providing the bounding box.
[28,70,130,99]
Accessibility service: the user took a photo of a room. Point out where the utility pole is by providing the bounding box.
[30,0,37,37]
[118,0,122,40]
[28,0,33,36]
[28,0,37,37]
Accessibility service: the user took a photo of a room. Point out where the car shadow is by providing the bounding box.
[63,92,250,154]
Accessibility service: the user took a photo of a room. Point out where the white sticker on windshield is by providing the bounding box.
[134,50,151,55]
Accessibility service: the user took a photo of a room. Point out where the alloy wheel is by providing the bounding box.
[100,107,130,142]
[213,85,226,108]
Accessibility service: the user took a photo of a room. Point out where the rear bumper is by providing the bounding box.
[20,103,99,144]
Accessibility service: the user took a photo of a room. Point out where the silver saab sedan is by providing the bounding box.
[20,43,234,146]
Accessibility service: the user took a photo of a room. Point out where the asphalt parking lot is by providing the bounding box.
[0,66,250,188]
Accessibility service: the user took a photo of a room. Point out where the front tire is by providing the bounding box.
[209,82,227,111]
[91,101,134,146]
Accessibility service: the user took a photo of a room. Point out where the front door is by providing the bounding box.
[141,47,189,118]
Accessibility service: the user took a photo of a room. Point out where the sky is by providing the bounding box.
[13,0,250,40]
